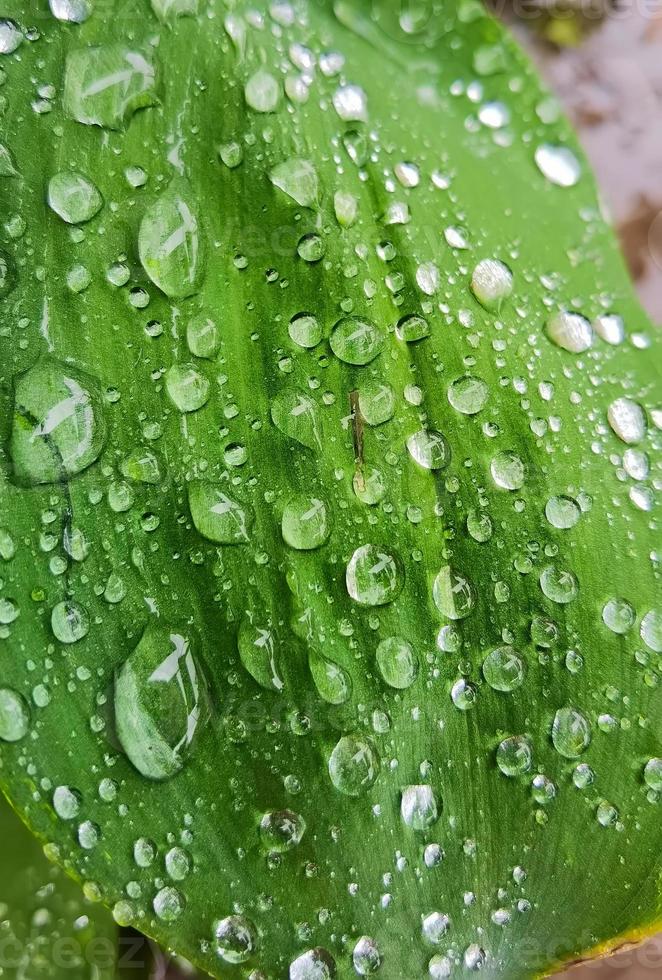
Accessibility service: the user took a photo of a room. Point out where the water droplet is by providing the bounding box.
[330,316,386,366]
[271,388,323,450]
[282,495,330,550]
[48,171,103,224]
[297,233,325,262]
[376,636,418,689]
[401,785,440,830]
[358,383,395,426]
[433,565,475,620]
[165,846,190,881]
[353,467,386,506]
[64,46,158,129]
[535,144,581,187]
[602,598,635,635]
[450,678,477,710]
[594,313,625,345]
[288,313,322,349]
[395,314,430,343]
[165,363,210,413]
[463,945,487,971]
[552,706,591,758]
[466,509,493,543]
[540,565,578,604]
[490,451,525,491]
[545,311,592,353]
[407,429,450,471]
[134,837,156,868]
[0,19,22,54]
[78,820,100,850]
[422,911,450,945]
[428,955,452,978]
[151,0,197,20]
[640,609,662,653]
[333,83,367,121]
[471,259,512,311]
[328,734,379,796]
[270,158,318,208]
[352,936,381,975]
[447,377,491,421]
[596,800,619,828]
[346,545,404,606]
[121,448,162,484]
[245,69,281,112]
[214,915,258,963]
[188,481,254,544]
[260,810,306,852]
[238,616,284,692]
[187,314,220,359]
[309,650,351,705]
[0,688,29,742]
[334,190,358,228]
[545,495,581,529]
[416,262,440,295]
[153,886,185,922]
[10,357,106,486]
[643,758,662,792]
[483,647,525,692]
[114,626,209,780]
[139,178,202,298]
[51,600,90,644]
[496,735,532,776]
[607,397,647,445]
[53,785,82,820]
[532,773,556,804]
[50,0,91,21]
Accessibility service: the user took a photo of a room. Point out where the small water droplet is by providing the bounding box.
[535,144,581,187]
[471,259,513,311]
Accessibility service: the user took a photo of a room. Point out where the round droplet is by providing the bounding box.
[482,647,525,692]
[490,451,525,491]
[643,758,662,792]
[188,481,253,544]
[48,171,102,224]
[596,800,619,828]
[451,678,477,711]
[78,820,100,850]
[573,763,594,789]
[535,144,581,187]
[214,915,258,964]
[346,545,404,607]
[352,936,381,976]
[594,313,625,345]
[395,314,430,343]
[282,495,330,550]
[260,810,306,852]
[640,609,662,653]
[496,736,532,776]
[407,429,450,471]
[0,19,22,54]
[0,688,29,742]
[552,706,591,758]
[245,69,281,112]
[328,734,379,796]
[49,0,91,22]
[463,945,487,972]
[297,233,325,262]
[53,785,82,820]
[333,83,367,121]
[401,785,440,830]
[165,847,190,881]
[289,313,322,349]
[134,837,156,868]
[540,565,578,604]
[165,363,210,413]
[353,467,386,506]
[471,259,513,310]
[545,495,580,529]
[358,383,395,426]
[466,509,492,543]
[330,316,386,366]
[187,314,220,359]
[433,565,475,620]
[448,376,488,415]
[607,397,646,445]
[429,955,452,979]
[51,600,89,644]
[153,886,184,922]
[376,636,418,689]
[422,911,450,945]
[545,311,592,353]
[602,598,635,635]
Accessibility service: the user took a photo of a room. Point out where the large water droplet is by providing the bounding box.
[114,626,209,780]
[50,0,91,21]
[545,495,581,529]
[422,912,450,945]
[10,357,106,486]
[490,451,525,491]
[552,706,591,758]
[309,650,351,705]
[271,388,323,450]
[51,600,89,644]
[471,259,513,311]
[0,19,22,54]
[238,616,284,692]
[333,83,367,121]
[640,609,662,653]
[359,383,395,425]
[289,312,322,349]
[401,785,440,830]
[0,687,29,742]
[282,495,330,550]
[607,397,647,445]
[245,69,281,112]
[482,646,525,692]
[330,316,386,366]
[187,314,220,359]
[535,144,581,187]
[328,734,379,796]
[433,565,475,620]
[545,311,592,353]
[346,545,404,606]
[48,171,102,224]
[602,598,635,635]
[64,46,158,129]
[448,375,488,415]
[407,429,450,471]
[165,363,210,413]
[270,158,318,208]
[540,565,578,604]
[139,178,202,298]
[352,936,381,976]
[214,915,258,963]
[260,809,306,852]
[376,636,418,689]
[188,481,253,544]
[496,736,532,776]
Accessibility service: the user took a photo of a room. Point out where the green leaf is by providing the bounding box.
[0,1,660,979]
[0,794,117,979]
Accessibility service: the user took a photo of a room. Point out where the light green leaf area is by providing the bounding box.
[0,795,117,979]
[0,1,660,978]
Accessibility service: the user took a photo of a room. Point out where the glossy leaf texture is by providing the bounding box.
[0,795,117,979]
[0,1,661,978]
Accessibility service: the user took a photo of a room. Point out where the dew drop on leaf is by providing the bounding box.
[352,936,381,975]
[433,565,475,620]
[51,600,90,644]
[470,259,513,311]
[0,19,22,54]
[269,158,318,208]
[535,144,581,187]
[245,69,281,113]
[482,647,525,692]
[545,311,593,353]
[539,565,578,604]
[188,481,253,544]
[214,914,258,963]
[401,785,440,830]
[238,616,284,692]
[139,179,202,298]
[601,598,635,635]
[607,397,647,445]
[186,314,220,359]
[545,494,581,529]
[49,0,90,21]
[330,316,386,366]
[52,785,82,820]
[328,734,379,796]
[260,809,306,852]
[346,544,404,606]
[282,495,330,550]
[448,375,489,415]
[47,171,102,224]
[0,687,30,742]
[64,45,158,129]
[376,636,418,689]
[165,363,210,413]
[552,706,591,758]
[496,736,532,777]
[407,429,450,471]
